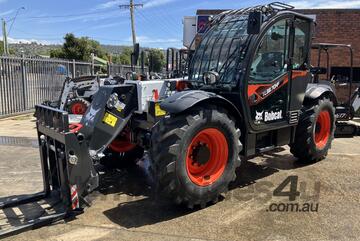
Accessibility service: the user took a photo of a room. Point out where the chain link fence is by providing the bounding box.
[0,56,145,117]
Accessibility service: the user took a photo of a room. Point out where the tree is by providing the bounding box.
[148,49,165,73]
[111,47,132,65]
[50,33,107,61]
[111,47,165,72]
[49,48,64,59]
[0,40,14,55]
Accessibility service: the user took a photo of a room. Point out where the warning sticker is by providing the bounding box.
[103,112,118,127]
[155,103,166,117]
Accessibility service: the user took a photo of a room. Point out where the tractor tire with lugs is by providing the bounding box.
[290,98,335,163]
[150,106,242,208]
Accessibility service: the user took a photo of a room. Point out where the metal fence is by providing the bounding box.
[0,56,145,117]
[109,64,140,77]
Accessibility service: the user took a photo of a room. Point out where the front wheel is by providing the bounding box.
[150,106,242,208]
[290,98,336,163]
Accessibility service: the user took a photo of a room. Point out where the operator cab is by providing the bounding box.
[186,3,316,156]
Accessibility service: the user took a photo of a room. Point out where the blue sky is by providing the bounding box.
[1,0,360,48]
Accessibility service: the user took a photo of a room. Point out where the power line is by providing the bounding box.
[147,8,181,36]
[135,9,178,38]
[23,9,117,19]
[12,23,95,38]
[7,7,25,35]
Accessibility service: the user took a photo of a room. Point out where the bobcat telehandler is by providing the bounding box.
[0,2,338,237]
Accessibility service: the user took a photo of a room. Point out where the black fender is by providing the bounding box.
[304,83,338,106]
[160,90,242,121]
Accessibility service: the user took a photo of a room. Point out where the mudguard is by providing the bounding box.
[160,90,242,119]
[305,83,337,105]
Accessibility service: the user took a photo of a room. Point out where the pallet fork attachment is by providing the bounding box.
[0,105,98,238]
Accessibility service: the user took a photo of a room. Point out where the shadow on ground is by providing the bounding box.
[101,149,313,228]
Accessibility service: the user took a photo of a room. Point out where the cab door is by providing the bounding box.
[245,17,312,131]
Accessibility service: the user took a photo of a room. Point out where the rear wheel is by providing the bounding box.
[150,106,242,208]
[101,132,144,169]
[66,98,90,115]
[290,98,335,163]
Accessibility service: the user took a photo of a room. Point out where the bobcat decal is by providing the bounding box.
[255,110,264,121]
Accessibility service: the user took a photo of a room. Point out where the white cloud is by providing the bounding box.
[96,0,179,10]
[85,21,128,31]
[4,37,61,45]
[131,35,183,48]
[289,0,360,8]
[130,35,181,44]
[95,0,127,10]
[37,11,126,24]
[143,0,178,9]
[0,9,14,17]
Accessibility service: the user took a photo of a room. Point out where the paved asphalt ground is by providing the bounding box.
[0,114,359,241]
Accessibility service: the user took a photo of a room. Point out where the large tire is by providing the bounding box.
[150,106,242,208]
[290,98,335,163]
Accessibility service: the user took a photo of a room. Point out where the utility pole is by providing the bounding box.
[1,7,24,55]
[119,0,143,47]
[2,19,8,55]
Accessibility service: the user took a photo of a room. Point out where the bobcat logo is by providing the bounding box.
[255,110,264,121]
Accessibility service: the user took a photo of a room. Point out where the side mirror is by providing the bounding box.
[247,11,262,35]
[203,71,219,85]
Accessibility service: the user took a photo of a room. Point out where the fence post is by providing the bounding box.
[107,63,111,76]
[72,59,76,78]
[20,54,27,110]
[66,61,70,78]
[91,53,95,76]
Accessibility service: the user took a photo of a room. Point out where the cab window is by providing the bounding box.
[292,19,310,70]
[250,19,290,83]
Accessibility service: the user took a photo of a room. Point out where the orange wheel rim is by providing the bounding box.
[109,139,136,153]
[314,110,331,149]
[186,128,228,186]
[109,130,136,153]
[71,102,87,115]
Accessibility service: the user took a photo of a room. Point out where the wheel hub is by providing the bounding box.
[190,142,210,166]
[186,128,229,187]
[68,99,89,115]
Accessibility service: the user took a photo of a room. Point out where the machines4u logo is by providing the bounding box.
[255,109,283,122]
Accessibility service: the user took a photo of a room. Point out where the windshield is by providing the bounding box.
[189,14,249,86]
